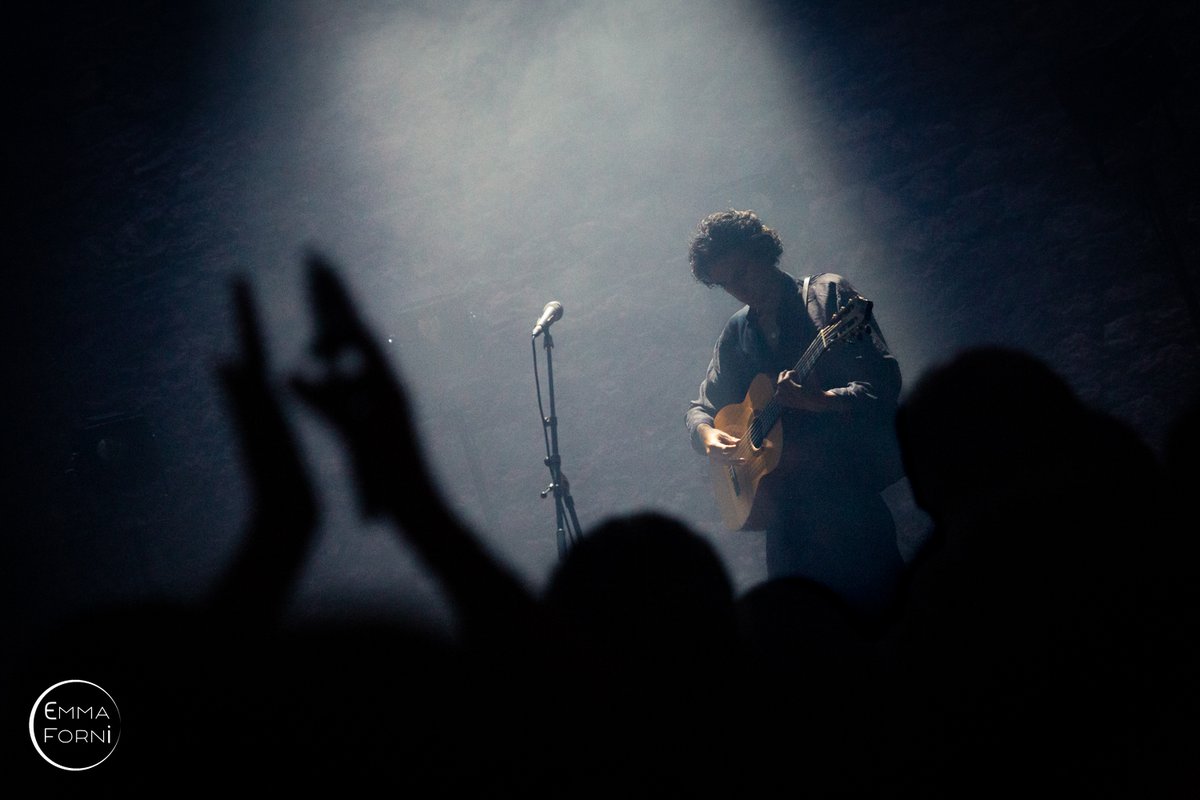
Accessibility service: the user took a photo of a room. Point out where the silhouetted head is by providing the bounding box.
[896,347,1089,528]
[544,512,736,669]
[688,209,784,287]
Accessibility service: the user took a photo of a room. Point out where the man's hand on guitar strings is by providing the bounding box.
[776,369,841,413]
[699,423,746,465]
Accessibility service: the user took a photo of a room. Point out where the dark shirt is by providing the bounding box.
[686,272,902,492]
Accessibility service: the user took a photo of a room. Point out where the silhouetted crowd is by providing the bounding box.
[13,257,1199,797]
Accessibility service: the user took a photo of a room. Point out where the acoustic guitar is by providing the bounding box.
[709,294,874,530]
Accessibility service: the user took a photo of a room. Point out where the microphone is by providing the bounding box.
[531,300,563,337]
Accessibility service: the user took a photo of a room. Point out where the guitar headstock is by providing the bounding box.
[823,294,873,344]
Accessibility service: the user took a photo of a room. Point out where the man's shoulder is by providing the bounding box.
[788,271,858,306]
[723,304,751,328]
[806,271,854,290]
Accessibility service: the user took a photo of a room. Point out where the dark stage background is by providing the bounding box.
[5,0,1198,710]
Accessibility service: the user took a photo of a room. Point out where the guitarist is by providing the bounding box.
[685,210,904,617]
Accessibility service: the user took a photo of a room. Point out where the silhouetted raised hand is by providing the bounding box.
[212,277,317,624]
[288,254,539,645]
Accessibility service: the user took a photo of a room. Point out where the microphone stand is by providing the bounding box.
[532,327,583,558]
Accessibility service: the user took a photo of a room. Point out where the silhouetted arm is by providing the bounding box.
[289,255,538,644]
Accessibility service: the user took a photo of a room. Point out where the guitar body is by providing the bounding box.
[709,373,783,531]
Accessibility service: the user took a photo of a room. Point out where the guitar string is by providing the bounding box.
[728,328,822,459]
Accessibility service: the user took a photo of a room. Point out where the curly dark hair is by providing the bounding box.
[688,209,784,286]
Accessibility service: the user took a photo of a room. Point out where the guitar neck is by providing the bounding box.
[791,326,829,380]
[749,326,837,442]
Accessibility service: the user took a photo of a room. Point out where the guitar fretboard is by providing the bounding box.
[746,326,833,447]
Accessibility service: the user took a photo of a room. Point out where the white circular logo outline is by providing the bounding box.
[29,679,122,771]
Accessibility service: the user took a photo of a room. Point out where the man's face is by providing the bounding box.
[706,253,773,310]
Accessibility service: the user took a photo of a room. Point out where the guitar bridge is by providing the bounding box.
[728,465,741,496]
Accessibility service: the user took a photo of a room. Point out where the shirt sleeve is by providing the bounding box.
[685,314,755,454]
[810,273,902,426]
[807,273,906,488]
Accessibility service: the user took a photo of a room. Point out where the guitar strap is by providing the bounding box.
[801,275,811,307]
